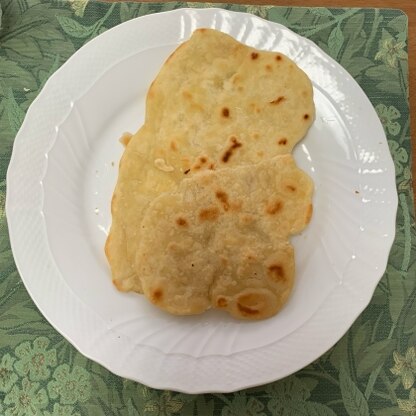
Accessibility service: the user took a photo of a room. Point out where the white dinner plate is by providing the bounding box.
[6,8,397,393]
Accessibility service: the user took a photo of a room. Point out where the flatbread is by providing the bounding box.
[136,155,313,320]
[105,28,315,293]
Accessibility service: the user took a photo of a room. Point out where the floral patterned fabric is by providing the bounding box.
[0,1,414,415]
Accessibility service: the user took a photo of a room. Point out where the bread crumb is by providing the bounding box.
[119,132,133,147]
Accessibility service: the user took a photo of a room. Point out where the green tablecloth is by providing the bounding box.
[0,1,415,415]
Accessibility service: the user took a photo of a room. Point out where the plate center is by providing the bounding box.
[42,45,363,357]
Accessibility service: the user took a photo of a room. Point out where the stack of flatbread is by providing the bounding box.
[105,29,315,320]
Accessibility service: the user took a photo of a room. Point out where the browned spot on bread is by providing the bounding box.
[251,52,259,60]
[278,138,287,145]
[191,103,204,112]
[215,190,230,211]
[232,74,241,84]
[305,203,313,224]
[275,54,282,61]
[230,200,243,211]
[222,107,230,118]
[199,156,207,164]
[184,169,190,175]
[234,44,244,54]
[237,293,266,316]
[217,297,228,308]
[151,289,163,303]
[182,90,204,111]
[237,302,260,315]
[286,185,296,192]
[268,264,285,282]
[245,252,257,261]
[170,140,177,151]
[266,200,283,215]
[209,163,215,170]
[167,242,180,252]
[270,96,285,105]
[249,103,259,113]
[240,214,254,225]
[304,114,310,120]
[220,256,228,267]
[193,164,201,170]
[265,64,273,72]
[176,217,188,227]
[222,137,242,163]
[199,206,220,221]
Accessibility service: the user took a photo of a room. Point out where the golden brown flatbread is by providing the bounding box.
[105,28,315,295]
[136,155,313,320]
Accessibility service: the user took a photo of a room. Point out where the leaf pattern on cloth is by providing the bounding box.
[14,337,57,382]
[391,348,416,390]
[4,377,48,416]
[47,364,91,405]
[0,353,18,394]
[376,104,402,136]
[0,2,413,415]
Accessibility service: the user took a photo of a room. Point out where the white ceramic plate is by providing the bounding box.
[6,8,397,393]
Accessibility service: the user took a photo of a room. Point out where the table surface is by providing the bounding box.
[107,0,416,205]
[0,2,414,415]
